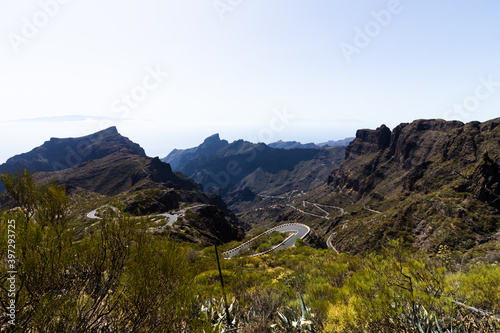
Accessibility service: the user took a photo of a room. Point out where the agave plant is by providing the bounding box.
[199,296,256,332]
[400,304,465,333]
[273,293,317,333]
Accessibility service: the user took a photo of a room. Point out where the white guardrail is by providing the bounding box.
[222,223,311,258]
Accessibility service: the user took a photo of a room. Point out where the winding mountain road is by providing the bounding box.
[86,206,181,229]
[157,213,178,228]
[285,201,345,220]
[86,205,120,219]
[259,193,351,255]
[87,204,313,258]
[327,232,339,254]
[223,223,310,259]
[86,210,100,219]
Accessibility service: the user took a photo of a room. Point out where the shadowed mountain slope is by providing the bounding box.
[34,152,200,197]
[162,135,346,211]
[311,118,500,253]
[1,128,245,246]
[328,118,500,208]
[0,126,145,174]
[238,118,499,255]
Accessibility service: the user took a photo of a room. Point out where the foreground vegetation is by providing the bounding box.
[1,171,499,332]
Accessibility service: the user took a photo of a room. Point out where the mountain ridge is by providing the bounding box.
[328,118,500,205]
[1,126,146,174]
[318,117,500,253]
[0,127,245,246]
[162,135,346,211]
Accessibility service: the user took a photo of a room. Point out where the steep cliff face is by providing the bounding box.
[162,134,229,170]
[321,118,500,254]
[329,118,500,206]
[344,124,392,160]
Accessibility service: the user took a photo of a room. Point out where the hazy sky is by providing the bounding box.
[1,0,500,163]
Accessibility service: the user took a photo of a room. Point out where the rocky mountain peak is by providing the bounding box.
[198,133,228,152]
[345,124,391,159]
[1,127,146,175]
[203,133,221,143]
